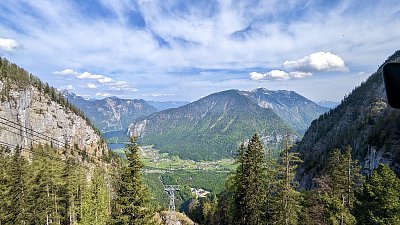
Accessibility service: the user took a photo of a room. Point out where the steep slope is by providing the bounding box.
[0,57,108,161]
[129,90,296,161]
[242,88,328,134]
[294,50,400,188]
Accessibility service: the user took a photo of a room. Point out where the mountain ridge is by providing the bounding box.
[129,89,298,160]
[62,91,188,132]
[294,50,400,189]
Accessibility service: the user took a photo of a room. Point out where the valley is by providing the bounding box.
[1,1,400,224]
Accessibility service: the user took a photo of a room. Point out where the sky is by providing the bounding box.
[0,0,400,102]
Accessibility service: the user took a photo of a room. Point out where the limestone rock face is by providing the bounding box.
[294,50,400,189]
[0,85,108,159]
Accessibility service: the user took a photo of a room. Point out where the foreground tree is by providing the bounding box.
[301,146,363,225]
[354,164,400,225]
[82,168,109,225]
[270,136,303,225]
[112,136,155,225]
[232,134,267,225]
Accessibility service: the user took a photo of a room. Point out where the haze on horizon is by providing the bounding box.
[0,0,399,102]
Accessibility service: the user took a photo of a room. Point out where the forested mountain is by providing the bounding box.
[242,88,328,134]
[294,50,400,188]
[0,58,108,161]
[129,89,296,160]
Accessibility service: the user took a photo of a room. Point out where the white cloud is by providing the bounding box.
[151,93,175,97]
[283,52,347,72]
[53,69,137,92]
[98,77,112,83]
[86,83,97,89]
[76,72,104,80]
[95,92,111,97]
[59,84,74,90]
[0,38,22,53]
[250,70,312,81]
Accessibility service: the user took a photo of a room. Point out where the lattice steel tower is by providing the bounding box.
[164,185,180,224]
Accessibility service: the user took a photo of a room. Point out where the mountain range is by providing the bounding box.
[242,88,328,134]
[129,89,327,160]
[62,91,188,132]
[294,50,400,188]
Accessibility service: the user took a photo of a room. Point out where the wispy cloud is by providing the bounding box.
[53,69,137,92]
[95,92,111,97]
[250,70,312,81]
[86,83,98,89]
[0,0,399,101]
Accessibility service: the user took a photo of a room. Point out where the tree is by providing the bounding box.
[61,158,85,225]
[303,146,362,225]
[270,135,303,225]
[7,146,30,225]
[0,146,12,224]
[28,145,65,225]
[82,168,109,225]
[354,164,400,225]
[112,136,155,225]
[232,134,267,225]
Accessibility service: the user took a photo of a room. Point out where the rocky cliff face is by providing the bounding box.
[294,50,400,188]
[242,88,328,134]
[0,58,108,161]
[62,91,189,133]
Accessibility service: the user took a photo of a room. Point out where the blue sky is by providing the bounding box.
[0,0,399,102]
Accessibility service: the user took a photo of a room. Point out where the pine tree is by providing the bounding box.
[305,146,362,225]
[0,146,12,224]
[265,148,277,223]
[28,145,64,225]
[61,158,85,225]
[7,146,30,225]
[232,134,266,225]
[354,164,400,225]
[111,136,155,225]
[82,168,109,225]
[270,135,302,225]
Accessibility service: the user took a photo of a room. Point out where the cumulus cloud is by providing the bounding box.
[283,52,347,72]
[53,69,137,92]
[250,70,312,81]
[0,38,22,53]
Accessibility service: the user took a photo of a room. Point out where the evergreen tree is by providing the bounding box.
[7,146,30,225]
[232,134,266,225]
[112,136,155,225]
[265,148,277,223]
[28,145,64,225]
[270,135,302,225]
[0,146,12,224]
[61,158,85,225]
[305,146,362,225]
[82,168,109,225]
[354,164,400,225]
